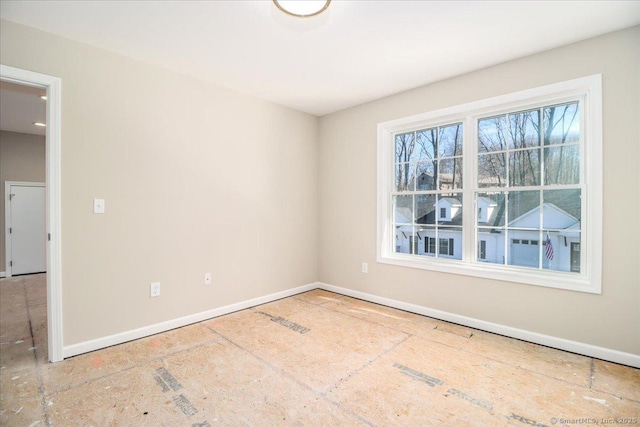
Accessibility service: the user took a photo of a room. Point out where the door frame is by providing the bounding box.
[1,64,63,363]
[4,181,46,277]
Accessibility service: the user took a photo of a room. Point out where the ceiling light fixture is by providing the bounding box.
[33,122,46,127]
[40,95,47,100]
[273,0,330,18]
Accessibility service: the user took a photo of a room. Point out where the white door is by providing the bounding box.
[8,183,46,275]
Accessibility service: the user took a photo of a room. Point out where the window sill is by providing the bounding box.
[377,253,601,294]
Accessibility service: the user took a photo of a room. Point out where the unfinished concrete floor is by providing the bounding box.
[1,274,639,426]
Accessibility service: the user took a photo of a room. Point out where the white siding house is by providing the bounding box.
[395,198,580,272]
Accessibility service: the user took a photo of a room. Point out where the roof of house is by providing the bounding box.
[440,197,462,206]
[395,207,413,224]
[507,190,580,223]
[414,189,580,230]
[478,197,498,206]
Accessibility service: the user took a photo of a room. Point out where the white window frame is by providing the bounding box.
[377,75,602,294]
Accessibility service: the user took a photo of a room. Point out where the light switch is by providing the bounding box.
[93,198,105,214]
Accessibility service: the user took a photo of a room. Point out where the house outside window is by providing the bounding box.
[378,75,602,293]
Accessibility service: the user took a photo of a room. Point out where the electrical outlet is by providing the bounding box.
[204,272,212,285]
[150,282,161,297]
[362,262,368,273]
[93,198,105,214]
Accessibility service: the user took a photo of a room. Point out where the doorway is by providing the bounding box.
[5,182,46,276]
[0,65,63,362]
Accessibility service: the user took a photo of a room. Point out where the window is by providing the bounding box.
[424,237,454,256]
[439,238,454,256]
[393,122,463,260]
[425,237,436,254]
[378,75,602,293]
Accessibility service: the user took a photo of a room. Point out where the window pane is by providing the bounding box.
[542,231,581,273]
[395,226,413,254]
[544,145,580,185]
[478,115,508,153]
[438,194,462,225]
[415,194,436,225]
[509,148,540,186]
[478,152,507,187]
[416,161,435,191]
[394,195,413,224]
[544,102,580,146]
[395,163,414,192]
[508,190,540,228]
[476,192,505,227]
[508,230,540,268]
[509,109,540,149]
[543,189,581,229]
[438,158,462,190]
[439,123,463,157]
[416,128,437,162]
[395,132,415,163]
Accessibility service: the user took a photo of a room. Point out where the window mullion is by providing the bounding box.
[539,106,545,269]
[463,116,476,264]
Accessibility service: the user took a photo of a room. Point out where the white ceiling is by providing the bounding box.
[1,1,639,116]
[0,81,46,136]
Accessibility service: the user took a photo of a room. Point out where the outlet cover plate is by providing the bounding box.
[150,282,161,297]
[93,198,105,214]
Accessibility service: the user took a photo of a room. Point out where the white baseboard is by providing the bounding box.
[317,282,640,368]
[0,272,5,278]
[62,280,639,368]
[63,282,318,359]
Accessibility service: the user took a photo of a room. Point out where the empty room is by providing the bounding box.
[1,1,639,426]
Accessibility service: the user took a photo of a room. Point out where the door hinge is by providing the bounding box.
[9,261,12,267]
[8,227,11,234]
[48,233,51,241]
[9,193,15,200]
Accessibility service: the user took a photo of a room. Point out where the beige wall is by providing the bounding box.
[0,130,46,270]
[319,26,640,355]
[1,20,319,346]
